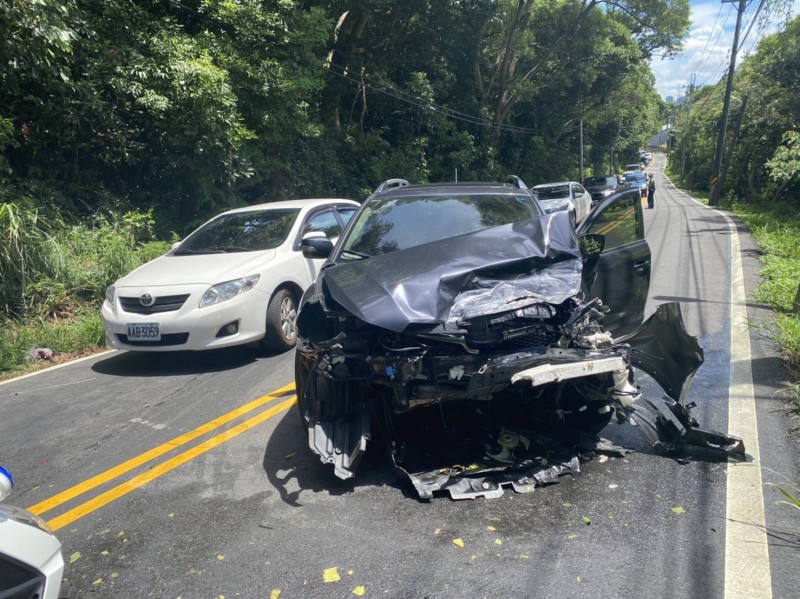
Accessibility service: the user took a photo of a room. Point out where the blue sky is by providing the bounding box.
[650,0,800,100]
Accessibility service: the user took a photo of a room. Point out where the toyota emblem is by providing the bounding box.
[139,294,155,307]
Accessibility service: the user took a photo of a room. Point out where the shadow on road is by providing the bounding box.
[90,346,268,377]
[262,406,407,506]
[651,294,773,311]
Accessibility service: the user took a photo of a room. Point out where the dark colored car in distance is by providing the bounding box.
[582,174,621,206]
[293,177,745,500]
[623,171,648,198]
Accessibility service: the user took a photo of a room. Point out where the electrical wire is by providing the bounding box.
[326,64,552,135]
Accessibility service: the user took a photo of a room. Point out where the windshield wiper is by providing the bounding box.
[340,249,372,260]
[176,246,250,255]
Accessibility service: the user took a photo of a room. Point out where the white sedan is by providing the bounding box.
[101,198,359,352]
[531,182,593,225]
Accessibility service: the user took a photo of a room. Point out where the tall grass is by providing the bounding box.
[0,202,171,376]
[731,201,800,414]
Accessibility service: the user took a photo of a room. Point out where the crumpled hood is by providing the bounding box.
[116,250,276,287]
[320,211,582,332]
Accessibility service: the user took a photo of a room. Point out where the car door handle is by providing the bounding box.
[634,260,650,273]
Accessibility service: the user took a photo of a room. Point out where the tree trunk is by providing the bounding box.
[793,281,800,315]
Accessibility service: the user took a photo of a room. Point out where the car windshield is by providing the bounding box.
[583,176,616,188]
[533,185,570,200]
[339,193,541,259]
[175,208,300,254]
[625,173,646,183]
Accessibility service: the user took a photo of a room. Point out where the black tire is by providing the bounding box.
[294,349,312,429]
[262,288,298,353]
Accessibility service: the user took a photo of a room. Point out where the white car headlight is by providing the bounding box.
[105,285,115,304]
[0,504,54,535]
[199,275,260,308]
[547,200,570,213]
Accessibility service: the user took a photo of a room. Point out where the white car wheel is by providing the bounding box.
[263,289,298,352]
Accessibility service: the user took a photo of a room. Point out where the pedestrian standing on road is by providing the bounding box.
[647,173,655,209]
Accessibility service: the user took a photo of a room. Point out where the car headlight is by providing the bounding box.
[548,200,570,212]
[105,285,115,304]
[199,275,260,308]
[0,504,54,535]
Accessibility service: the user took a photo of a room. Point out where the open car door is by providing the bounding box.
[577,189,650,337]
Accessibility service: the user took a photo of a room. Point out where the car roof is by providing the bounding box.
[220,198,359,215]
[372,181,532,198]
[532,181,575,188]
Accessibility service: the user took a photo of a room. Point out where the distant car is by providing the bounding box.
[582,175,621,206]
[624,163,643,173]
[531,181,592,225]
[623,172,648,198]
[101,198,359,352]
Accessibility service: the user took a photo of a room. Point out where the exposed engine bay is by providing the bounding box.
[294,212,746,500]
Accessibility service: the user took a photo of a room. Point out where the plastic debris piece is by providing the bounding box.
[671,506,686,515]
[568,534,577,539]
[598,455,609,463]
[348,570,353,576]
[452,538,465,548]
[100,550,109,556]
[353,586,366,596]
[323,567,341,583]
[495,539,502,545]
[487,526,496,532]
[217,555,225,560]
[562,502,573,508]
[69,552,81,564]
[582,516,591,525]
[92,579,103,586]
[270,591,281,599]
[434,528,441,535]
[608,484,618,489]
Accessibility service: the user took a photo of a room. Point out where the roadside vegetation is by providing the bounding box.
[0,203,171,378]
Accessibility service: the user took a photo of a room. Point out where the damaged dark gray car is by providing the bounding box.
[294,178,745,500]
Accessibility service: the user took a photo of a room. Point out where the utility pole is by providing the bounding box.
[681,74,695,180]
[579,119,584,181]
[709,0,748,206]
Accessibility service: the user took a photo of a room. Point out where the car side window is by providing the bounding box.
[586,195,640,250]
[337,207,357,226]
[304,210,342,239]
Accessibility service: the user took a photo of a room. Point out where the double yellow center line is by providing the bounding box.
[29,383,297,531]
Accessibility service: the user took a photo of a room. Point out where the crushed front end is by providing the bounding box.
[294,214,745,499]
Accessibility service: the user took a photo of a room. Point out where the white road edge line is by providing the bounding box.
[0,350,116,387]
[661,167,771,598]
[724,215,772,599]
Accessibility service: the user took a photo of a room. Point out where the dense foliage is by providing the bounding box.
[1,0,685,234]
[670,14,800,207]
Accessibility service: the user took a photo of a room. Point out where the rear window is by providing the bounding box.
[339,194,541,258]
[583,176,616,187]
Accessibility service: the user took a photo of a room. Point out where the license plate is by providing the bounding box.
[127,323,160,341]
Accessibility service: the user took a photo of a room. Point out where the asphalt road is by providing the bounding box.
[1,155,798,598]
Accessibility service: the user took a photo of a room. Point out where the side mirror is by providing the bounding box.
[301,236,334,259]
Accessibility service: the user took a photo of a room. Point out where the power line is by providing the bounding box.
[326,64,549,135]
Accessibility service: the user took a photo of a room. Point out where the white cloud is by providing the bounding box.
[651,0,799,100]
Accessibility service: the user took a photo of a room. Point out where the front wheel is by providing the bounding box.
[262,288,298,352]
